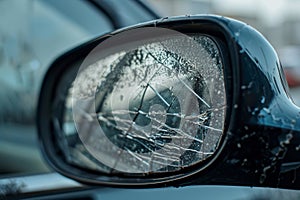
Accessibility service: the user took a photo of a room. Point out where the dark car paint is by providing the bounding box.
[181,16,300,189]
[37,15,300,190]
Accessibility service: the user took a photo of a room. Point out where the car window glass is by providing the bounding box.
[0,0,113,176]
[103,0,157,26]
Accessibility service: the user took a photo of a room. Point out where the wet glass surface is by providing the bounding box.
[60,30,226,174]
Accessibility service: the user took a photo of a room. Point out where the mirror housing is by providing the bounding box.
[37,15,300,189]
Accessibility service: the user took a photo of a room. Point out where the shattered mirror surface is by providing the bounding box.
[60,28,226,174]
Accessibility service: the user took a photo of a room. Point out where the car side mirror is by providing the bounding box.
[37,15,300,189]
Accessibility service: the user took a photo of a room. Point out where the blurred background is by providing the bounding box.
[148,0,300,105]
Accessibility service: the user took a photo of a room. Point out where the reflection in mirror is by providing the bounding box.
[56,29,226,175]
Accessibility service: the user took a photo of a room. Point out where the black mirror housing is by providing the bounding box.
[37,15,300,189]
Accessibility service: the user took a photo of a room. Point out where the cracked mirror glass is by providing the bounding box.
[58,27,226,174]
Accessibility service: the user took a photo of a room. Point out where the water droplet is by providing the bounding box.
[227,131,233,136]
[262,108,270,114]
[234,104,238,109]
[261,96,265,104]
[239,49,245,53]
